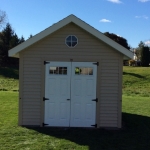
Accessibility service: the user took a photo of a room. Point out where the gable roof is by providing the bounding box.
[9,14,133,59]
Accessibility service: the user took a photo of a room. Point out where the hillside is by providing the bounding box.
[0,66,150,97]
[123,66,150,97]
[0,67,19,91]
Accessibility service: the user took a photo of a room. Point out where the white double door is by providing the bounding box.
[44,62,97,127]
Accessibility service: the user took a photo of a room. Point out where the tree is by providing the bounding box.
[135,41,145,60]
[19,36,25,44]
[136,41,150,67]
[140,46,149,67]
[103,32,130,50]
[0,23,25,67]
[0,10,7,28]
[28,34,33,39]
[138,41,145,48]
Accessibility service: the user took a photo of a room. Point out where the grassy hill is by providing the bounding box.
[123,66,150,97]
[0,67,19,91]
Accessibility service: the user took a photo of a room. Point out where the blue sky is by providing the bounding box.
[0,0,150,48]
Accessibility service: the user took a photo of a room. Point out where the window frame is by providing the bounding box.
[65,35,78,48]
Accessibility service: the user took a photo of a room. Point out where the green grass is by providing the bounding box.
[0,67,19,91]
[122,95,150,117]
[0,66,150,149]
[0,92,150,150]
[123,66,150,97]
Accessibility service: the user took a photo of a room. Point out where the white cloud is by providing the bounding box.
[135,16,140,18]
[145,40,150,45]
[144,16,149,19]
[135,15,149,19]
[100,19,111,23]
[117,34,121,37]
[107,0,122,3]
[138,0,150,2]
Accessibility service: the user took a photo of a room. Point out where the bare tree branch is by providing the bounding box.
[0,10,7,28]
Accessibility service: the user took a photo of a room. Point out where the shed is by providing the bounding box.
[9,15,133,128]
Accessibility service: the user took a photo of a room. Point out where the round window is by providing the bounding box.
[65,35,78,47]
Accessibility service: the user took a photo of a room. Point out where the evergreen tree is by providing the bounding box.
[138,41,150,67]
[10,33,20,47]
[0,23,25,67]
[28,34,33,39]
[138,41,145,48]
[141,46,149,67]
[19,36,25,44]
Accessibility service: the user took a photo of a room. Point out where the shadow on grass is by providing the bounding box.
[27,113,150,150]
[123,72,145,78]
[0,67,19,79]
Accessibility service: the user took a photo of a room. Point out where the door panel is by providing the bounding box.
[44,62,71,126]
[70,62,97,127]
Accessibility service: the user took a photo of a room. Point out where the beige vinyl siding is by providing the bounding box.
[21,58,42,125]
[20,23,122,127]
[99,59,120,127]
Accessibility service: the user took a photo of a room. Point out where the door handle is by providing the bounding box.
[67,99,70,101]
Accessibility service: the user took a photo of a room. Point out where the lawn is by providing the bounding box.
[0,67,19,91]
[0,66,150,150]
[123,66,150,97]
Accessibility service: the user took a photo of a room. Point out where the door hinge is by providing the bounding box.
[93,62,99,66]
[43,123,49,126]
[43,97,49,101]
[91,124,97,128]
[44,61,50,65]
[92,98,98,102]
